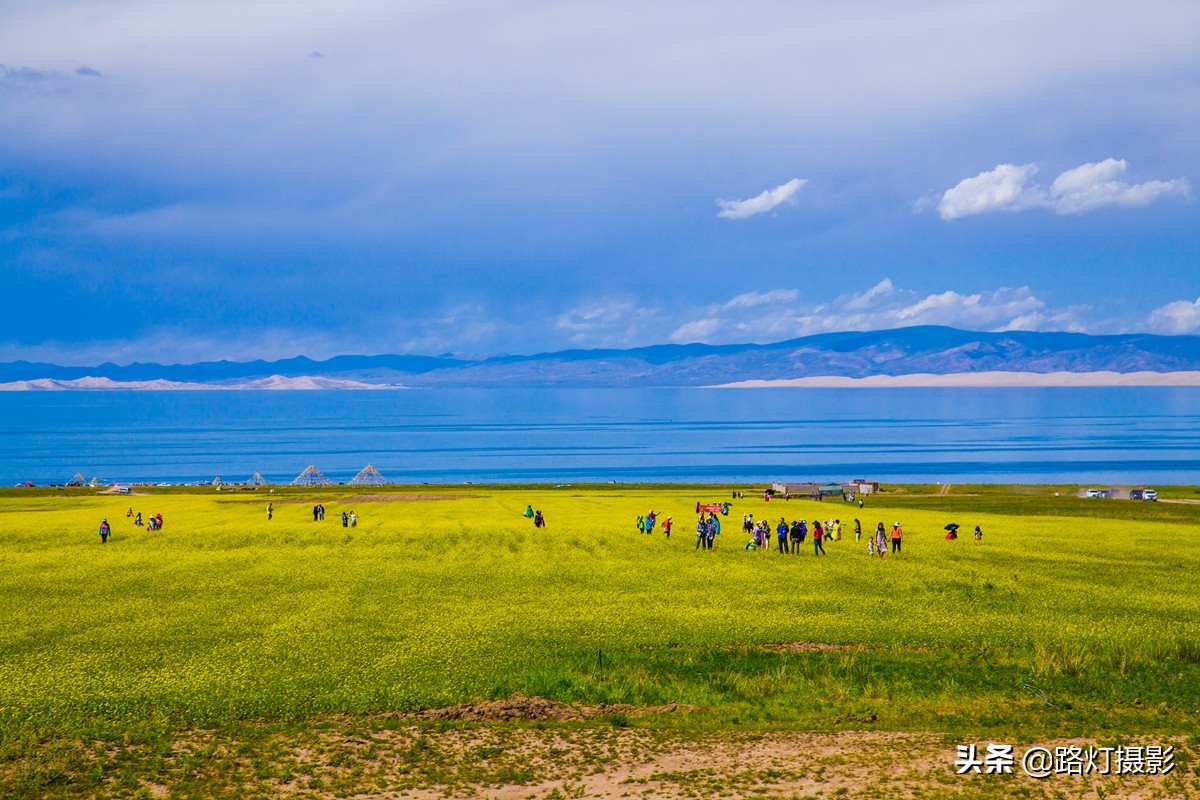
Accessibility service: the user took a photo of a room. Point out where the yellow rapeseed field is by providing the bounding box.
[2,485,1198,735]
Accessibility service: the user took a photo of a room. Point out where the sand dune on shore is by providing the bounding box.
[0,375,399,391]
[711,371,1200,388]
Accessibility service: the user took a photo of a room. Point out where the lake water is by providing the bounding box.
[2,387,1198,486]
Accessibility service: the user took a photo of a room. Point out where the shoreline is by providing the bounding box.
[4,370,1200,390]
[709,370,1200,388]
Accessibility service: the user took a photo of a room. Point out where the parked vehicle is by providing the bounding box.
[1085,488,1101,498]
[1129,488,1158,501]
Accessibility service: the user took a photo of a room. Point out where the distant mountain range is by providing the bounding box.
[3,327,1200,389]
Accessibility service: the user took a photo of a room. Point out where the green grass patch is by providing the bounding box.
[2,484,1199,796]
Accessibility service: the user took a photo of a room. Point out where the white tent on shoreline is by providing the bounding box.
[349,464,389,485]
[291,465,331,486]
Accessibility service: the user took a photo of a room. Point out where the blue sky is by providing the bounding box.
[2,0,1198,364]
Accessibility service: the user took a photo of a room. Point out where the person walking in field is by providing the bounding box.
[776,518,789,553]
[313,504,320,522]
[524,504,534,518]
[812,521,825,555]
[268,502,273,521]
[349,511,357,527]
[663,516,672,538]
[696,516,708,550]
[875,523,887,558]
[98,518,110,544]
[342,511,349,528]
[636,515,645,533]
[318,504,325,521]
[974,525,983,542]
[854,519,862,541]
[891,521,903,554]
[534,510,545,528]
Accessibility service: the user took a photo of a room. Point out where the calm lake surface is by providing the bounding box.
[2,388,1198,486]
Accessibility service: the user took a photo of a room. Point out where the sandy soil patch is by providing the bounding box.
[711,370,1200,388]
[255,725,1188,800]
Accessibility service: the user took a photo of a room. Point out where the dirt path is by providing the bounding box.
[31,718,1191,799]
[936,483,951,495]
[255,726,1186,800]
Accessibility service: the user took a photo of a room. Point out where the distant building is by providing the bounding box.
[771,482,820,495]
[848,480,881,494]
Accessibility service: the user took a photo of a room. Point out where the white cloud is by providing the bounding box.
[841,278,897,311]
[937,163,1041,220]
[669,318,722,343]
[722,289,800,309]
[716,178,806,220]
[937,159,1189,220]
[667,280,1095,344]
[1146,296,1200,334]
[1048,158,1190,214]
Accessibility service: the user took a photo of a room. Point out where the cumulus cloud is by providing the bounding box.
[937,159,1189,220]
[667,280,1093,344]
[1146,296,1200,335]
[1048,159,1190,213]
[716,178,806,220]
[937,163,1042,220]
[722,289,800,309]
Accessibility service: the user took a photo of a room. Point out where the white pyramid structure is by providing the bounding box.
[291,465,331,486]
[349,464,389,485]
[247,472,269,486]
[66,472,87,486]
